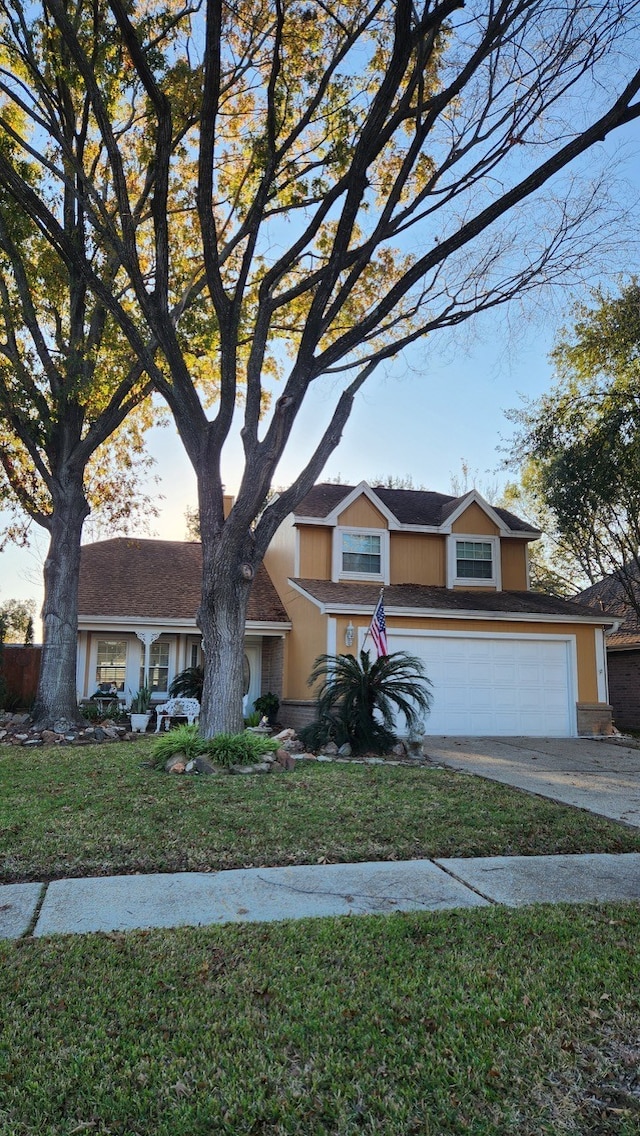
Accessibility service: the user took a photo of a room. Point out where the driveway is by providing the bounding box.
[425,736,640,828]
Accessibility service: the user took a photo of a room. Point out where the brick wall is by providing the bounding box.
[1,645,42,708]
[260,637,284,701]
[607,650,640,731]
[279,699,316,732]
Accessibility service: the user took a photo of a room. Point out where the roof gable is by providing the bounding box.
[294,482,539,535]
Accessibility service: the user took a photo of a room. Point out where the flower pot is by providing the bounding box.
[130,712,151,734]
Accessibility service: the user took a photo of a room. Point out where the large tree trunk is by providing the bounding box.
[31,479,90,731]
[197,534,254,737]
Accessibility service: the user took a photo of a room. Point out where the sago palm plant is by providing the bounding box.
[301,649,432,755]
[168,666,204,700]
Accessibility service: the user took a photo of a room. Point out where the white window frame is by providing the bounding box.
[141,638,171,696]
[447,534,501,589]
[332,526,390,583]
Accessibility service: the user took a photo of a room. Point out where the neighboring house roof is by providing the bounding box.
[294,482,538,534]
[78,539,289,624]
[577,571,640,650]
[291,579,616,623]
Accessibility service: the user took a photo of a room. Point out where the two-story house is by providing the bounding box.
[76,481,617,736]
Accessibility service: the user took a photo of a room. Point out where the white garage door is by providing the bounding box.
[387,633,575,737]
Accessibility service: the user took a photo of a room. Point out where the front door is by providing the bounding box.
[243,641,262,715]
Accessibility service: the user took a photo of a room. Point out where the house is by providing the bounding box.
[577,569,640,731]
[76,481,617,736]
[76,538,291,713]
[266,482,616,737]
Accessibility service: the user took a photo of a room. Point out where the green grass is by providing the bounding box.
[2,740,640,882]
[1,904,639,1134]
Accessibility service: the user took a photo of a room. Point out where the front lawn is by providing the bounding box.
[1,904,639,1134]
[2,740,640,882]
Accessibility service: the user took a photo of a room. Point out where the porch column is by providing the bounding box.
[135,630,161,689]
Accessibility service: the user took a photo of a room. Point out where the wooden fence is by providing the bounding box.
[1,645,42,709]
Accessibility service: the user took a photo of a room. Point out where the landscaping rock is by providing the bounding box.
[165,755,187,772]
[279,738,304,753]
[274,728,296,741]
[338,743,352,757]
[186,757,218,775]
[273,752,296,772]
[168,761,186,774]
[320,741,338,755]
[230,762,271,774]
[41,730,59,745]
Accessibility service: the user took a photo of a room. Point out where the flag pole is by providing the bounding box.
[362,587,385,652]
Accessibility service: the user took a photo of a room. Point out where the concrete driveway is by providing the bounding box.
[425,736,640,828]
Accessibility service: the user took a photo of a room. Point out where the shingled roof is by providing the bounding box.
[78,539,289,623]
[577,570,639,649]
[291,579,616,622]
[294,482,537,534]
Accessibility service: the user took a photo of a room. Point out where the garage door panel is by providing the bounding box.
[388,633,573,737]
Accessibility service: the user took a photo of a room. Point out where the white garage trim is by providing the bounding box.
[361,627,578,738]
[595,627,608,704]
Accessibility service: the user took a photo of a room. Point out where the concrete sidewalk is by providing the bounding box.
[2,853,639,940]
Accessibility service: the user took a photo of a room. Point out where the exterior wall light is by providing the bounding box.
[345,621,355,647]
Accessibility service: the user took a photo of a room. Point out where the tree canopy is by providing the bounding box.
[1,0,640,730]
[509,280,640,610]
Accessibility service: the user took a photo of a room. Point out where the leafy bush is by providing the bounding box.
[202,731,279,768]
[149,725,279,769]
[168,666,204,700]
[254,692,280,723]
[300,649,432,756]
[150,724,204,767]
[129,685,152,714]
[244,710,262,727]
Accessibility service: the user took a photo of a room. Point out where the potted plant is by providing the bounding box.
[254,691,280,726]
[129,685,153,733]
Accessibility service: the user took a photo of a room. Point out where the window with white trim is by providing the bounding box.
[456,540,493,580]
[333,527,389,581]
[343,532,381,574]
[141,640,170,693]
[96,640,127,692]
[447,534,500,588]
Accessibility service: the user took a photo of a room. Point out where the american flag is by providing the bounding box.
[369,592,388,658]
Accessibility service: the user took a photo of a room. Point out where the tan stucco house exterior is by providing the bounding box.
[76,481,617,737]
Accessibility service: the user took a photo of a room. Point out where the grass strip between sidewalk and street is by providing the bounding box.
[2,740,640,882]
[1,904,639,1134]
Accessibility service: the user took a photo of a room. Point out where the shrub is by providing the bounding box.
[254,692,280,723]
[202,731,279,768]
[301,649,432,755]
[150,724,204,767]
[168,666,204,700]
[149,726,279,769]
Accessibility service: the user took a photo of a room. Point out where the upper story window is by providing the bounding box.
[456,540,493,580]
[343,532,381,574]
[333,526,389,582]
[447,534,500,589]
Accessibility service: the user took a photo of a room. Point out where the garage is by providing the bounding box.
[386,631,576,737]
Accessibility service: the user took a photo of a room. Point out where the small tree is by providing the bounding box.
[301,649,432,755]
[508,280,640,609]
